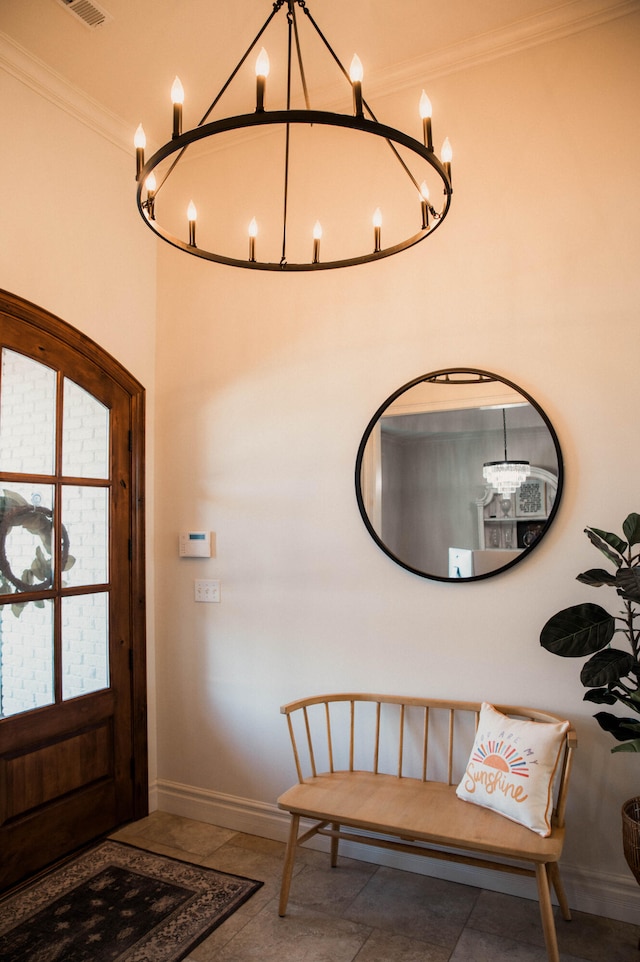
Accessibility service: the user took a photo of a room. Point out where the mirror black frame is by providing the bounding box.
[355,368,564,582]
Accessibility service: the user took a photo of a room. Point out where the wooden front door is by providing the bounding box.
[0,291,147,891]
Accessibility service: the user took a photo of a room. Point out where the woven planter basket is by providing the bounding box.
[622,796,640,885]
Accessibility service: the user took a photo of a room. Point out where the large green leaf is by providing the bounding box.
[585,527,626,567]
[623,513,640,548]
[616,567,640,604]
[576,568,617,588]
[540,603,615,657]
[583,687,617,705]
[581,649,638,687]
[612,739,640,753]
[594,712,640,740]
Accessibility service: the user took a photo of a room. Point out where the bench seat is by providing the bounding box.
[278,770,565,864]
[276,694,576,962]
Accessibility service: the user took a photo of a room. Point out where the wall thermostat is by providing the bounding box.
[179,531,211,558]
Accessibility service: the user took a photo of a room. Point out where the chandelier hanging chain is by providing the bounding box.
[502,408,509,461]
[280,5,295,265]
[291,2,312,110]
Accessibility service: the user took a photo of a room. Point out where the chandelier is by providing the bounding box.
[483,409,531,496]
[133,0,453,271]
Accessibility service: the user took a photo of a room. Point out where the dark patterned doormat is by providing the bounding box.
[0,839,263,962]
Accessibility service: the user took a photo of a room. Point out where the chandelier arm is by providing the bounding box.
[300,5,352,88]
[381,133,424,195]
[151,2,285,199]
[291,1,311,110]
[197,2,285,128]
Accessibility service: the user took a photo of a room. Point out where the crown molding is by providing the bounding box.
[368,0,639,100]
[0,31,132,153]
[1,0,637,151]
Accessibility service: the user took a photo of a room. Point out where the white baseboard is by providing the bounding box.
[153,778,640,925]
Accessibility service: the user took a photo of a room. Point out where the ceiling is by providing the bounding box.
[1,0,633,149]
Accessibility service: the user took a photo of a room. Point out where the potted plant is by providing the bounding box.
[540,512,640,885]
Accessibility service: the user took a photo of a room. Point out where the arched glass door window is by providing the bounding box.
[0,349,111,715]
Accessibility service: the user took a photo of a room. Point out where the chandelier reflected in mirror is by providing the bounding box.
[134,0,453,271]
[483,409,531,496]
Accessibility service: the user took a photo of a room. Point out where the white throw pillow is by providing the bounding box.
[456,702,570,837]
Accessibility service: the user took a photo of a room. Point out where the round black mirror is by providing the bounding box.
[355,369,563,582]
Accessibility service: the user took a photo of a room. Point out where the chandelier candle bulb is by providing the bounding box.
[255,48,270,112]
[419,90,433,150]
[134,123,146,178]
[419,181,430,229]
[171,76,184,138]
[441,137,453,186]
[350,55,364,117]
[373,207,382,253]
[187,200,197,246]
[248,217,258,261]
[312,221,322,264]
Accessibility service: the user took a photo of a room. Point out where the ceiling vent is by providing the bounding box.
[55,0,112,29]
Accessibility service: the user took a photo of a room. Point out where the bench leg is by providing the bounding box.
[279,813,300,917]
[547,861,571,921]
[536,863,561,962]
[331,822,340,867]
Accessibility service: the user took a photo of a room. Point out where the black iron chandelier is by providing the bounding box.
[134,0,453,271]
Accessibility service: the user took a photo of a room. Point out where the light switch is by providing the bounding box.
[194,579,220,603]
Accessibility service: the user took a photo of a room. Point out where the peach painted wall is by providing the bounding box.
[0,67,159,786]
[152,12,640,916]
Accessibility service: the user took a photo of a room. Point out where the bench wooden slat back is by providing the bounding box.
[281,693,576,828]
[325,702,334,773]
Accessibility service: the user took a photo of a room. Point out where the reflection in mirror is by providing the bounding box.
[356,369,563,582]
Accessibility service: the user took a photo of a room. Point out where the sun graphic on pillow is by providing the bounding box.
[471,740,530,777]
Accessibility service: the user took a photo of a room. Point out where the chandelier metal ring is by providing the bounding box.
[136,110,452,271]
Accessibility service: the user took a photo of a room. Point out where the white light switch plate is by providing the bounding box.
[194,579,220,603]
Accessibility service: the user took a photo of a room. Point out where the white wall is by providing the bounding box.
[153,12,640,920]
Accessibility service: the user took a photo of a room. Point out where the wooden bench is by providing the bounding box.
[277,693,576,962]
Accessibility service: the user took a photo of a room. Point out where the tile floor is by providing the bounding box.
[111,812,639,962]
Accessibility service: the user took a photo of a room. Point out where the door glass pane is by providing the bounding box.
[0,349,56,475]
[62,379,110,479]
[0,599,54,718]
[61,486,108,587]
[0,484,56,597]
[62,593,109,700]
